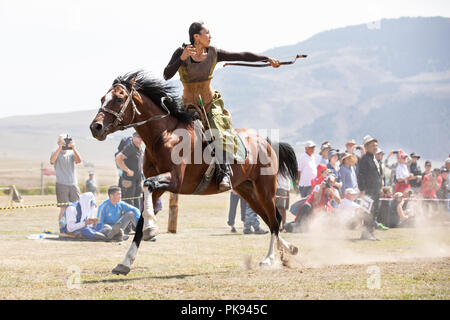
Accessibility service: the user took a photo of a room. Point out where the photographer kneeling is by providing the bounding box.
[286,165,341,232]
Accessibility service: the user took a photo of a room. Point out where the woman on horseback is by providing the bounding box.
[164,21,281,192]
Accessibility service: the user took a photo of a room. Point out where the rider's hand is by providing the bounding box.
[127,169,134,177]
[181,45,196,61]
[268,57,280,68]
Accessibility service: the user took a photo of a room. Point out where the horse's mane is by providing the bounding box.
[112,70,198,124]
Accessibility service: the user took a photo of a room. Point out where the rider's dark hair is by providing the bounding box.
[189,21,205,45]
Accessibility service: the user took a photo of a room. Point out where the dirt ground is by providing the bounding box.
[0,192,449,300]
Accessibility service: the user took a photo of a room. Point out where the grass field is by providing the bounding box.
[0,192,449,300]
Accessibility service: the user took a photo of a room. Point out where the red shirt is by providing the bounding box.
[420,174,442,198]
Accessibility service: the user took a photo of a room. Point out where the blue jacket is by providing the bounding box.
[97,199,141,226]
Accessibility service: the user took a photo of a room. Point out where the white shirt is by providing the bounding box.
[277,172,291,191]
[66,193,96,233]
[298,152,317,187]
[336,198,361,222]
[396,163,410,180]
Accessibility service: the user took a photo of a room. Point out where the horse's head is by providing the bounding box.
[90,78,142,141]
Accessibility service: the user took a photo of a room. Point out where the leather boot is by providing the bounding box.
[218,163,232,192]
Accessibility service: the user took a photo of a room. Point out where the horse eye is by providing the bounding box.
[116,98,123,104]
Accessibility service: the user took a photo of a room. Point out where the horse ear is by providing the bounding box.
[130,77,136,89]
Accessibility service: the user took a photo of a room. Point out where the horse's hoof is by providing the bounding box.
[289,245,299,255]
[259,257,273,267]
[143,227,158,241]
[112,264,130,275]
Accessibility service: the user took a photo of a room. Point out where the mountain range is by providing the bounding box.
[0,16,448,166]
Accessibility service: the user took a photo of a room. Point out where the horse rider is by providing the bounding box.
[163,21,281,191]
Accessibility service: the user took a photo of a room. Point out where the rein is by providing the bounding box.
[99,83,171,132]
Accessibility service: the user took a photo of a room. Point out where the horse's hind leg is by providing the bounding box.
[253,176,299,261]
[234,181,277,266]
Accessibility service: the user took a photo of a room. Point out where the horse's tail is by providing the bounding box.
[266,138,298,183]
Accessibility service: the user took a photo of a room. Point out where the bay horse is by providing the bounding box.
[90,71,299,275]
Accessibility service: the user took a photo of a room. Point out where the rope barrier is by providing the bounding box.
[379,198,449,202]
[0,195,143,211]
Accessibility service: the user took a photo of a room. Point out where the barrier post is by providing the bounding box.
[40,162,44,195]
[168,193,179,233]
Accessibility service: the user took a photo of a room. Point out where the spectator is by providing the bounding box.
[327,149,341,182]
[243,202,268,235]
[408,152,423,193]
[339,153,358,194]
[345,139,364,174]
[356,135,382,240]
[375,148,387,187]
[422,160,432,179]
[336,188,365,230]
[297,141,317,198]
[316,141,331,165]
[420,168,441,199]
[50,134,82,221]
[378,186,393,226]
[384,149,404,187]
[97,186,141,240]
[445,158,450,213]
[311,164,332,190]
[276,171,291,231]
[436,167,449,208]
[85,170,98,195]
[420,168,442,215]
[115,132,144,209]
[294,174,341,232]
[394,153,414,193]
[387,192,415,228]
[227,190,247,233]
[59,192,109,240]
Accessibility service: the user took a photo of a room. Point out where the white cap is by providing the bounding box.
[446,158,450,164]
[305,140,316,148]
[345,188,359,195]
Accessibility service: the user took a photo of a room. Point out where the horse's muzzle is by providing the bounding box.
[90,122,107,141]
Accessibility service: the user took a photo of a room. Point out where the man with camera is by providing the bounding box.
[293,166,341,232]
[50,134,82,221]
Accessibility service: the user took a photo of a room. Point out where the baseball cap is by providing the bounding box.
[345,188,359,195]
[410,152,420,159]
[441,167,449,173]
[425,160,432,166]
[376,148,384,154]
[445,158,450,164]
[400,153,408,159]
[305,140,316,148]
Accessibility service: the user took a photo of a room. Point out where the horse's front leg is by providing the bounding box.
[142,170,183,241]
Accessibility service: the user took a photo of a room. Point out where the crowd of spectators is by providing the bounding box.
[285,136,449,240]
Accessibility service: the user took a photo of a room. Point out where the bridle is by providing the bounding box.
[99,83,171,133]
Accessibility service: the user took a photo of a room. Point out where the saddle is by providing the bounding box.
[190,119,247,194]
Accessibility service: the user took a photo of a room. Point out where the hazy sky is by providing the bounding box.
[0,0,449,118]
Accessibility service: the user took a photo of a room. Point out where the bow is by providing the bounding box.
[223,54,307,68]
